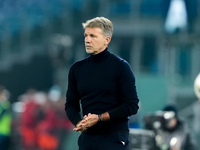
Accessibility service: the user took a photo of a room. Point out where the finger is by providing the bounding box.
[73,127,79,131]
[74,126,87,132]
[73,126,82,131]
[81,119,87,124]
[74,128,81,132]
[73,128,78,132]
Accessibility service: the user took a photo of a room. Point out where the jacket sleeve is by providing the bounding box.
[183,131,197,150]
[108,60,139,120]
[65,65,82,126]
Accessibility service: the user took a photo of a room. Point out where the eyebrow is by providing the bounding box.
[84,33,96,37]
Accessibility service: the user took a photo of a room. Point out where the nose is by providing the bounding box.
[85,36,91,43]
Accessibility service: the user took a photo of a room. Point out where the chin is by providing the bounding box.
[86,50,94,54]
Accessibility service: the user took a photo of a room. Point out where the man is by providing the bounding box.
[155,105,196,150]
[65,17,139,150]
[0,86,11,150]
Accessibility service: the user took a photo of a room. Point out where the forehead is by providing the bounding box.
[84,27,103,35]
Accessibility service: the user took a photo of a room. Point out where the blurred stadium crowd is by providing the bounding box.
[0,0,200,149]
[0,85,73,150]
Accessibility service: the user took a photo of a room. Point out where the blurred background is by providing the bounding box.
[0,0,200,149]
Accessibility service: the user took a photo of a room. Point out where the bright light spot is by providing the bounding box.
[164,111,175,119]
[194,73,200,99]
[12,102,26,113]
[170,137,178,146]
[165,0,187,33]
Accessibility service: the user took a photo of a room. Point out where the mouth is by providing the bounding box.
[86,45,92,49]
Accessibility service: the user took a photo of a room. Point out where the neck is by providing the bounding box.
[89,47,110,63]
[92,45,108,55]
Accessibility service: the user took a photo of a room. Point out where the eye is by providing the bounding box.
[90,34,96,38]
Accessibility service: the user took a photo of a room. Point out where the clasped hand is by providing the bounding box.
[73,113,99,132]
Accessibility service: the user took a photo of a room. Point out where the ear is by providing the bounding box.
[104,36,111,45]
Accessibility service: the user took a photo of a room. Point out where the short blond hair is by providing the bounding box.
[82,17,113,38]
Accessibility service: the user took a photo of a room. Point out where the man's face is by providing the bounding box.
[165,118,177,129]
[84,27,110,55]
